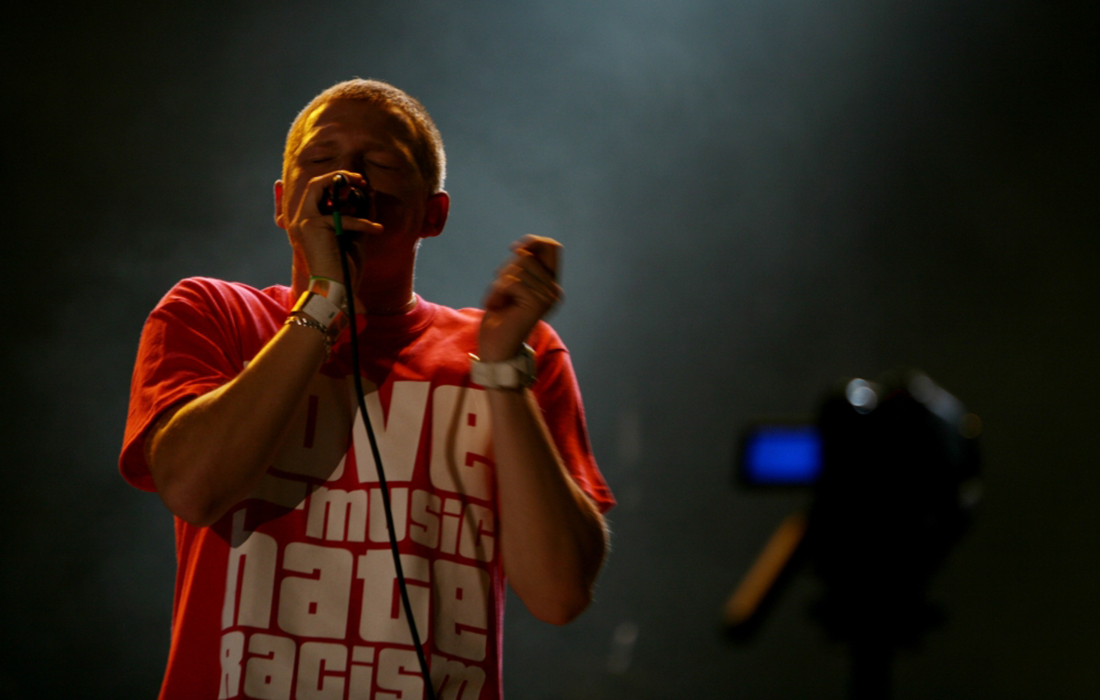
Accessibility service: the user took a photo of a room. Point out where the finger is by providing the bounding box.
[490,249,555,293]
[312,170,370,192]
[498,266,561,311]
[333,217,385,235]
[499,261,547,293]
[509,265,560,302]
[483,273,521,311]
[307,171,372,215]
[512,236,561,280]
[295,215,338,238]
[512,249,558,288]
[296,213,383,243]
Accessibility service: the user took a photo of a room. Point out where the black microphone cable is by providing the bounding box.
[325,174,437,700]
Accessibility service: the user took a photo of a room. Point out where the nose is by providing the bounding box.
[328,153,372,193]
[350,152,366,177]
[342,151,372,181]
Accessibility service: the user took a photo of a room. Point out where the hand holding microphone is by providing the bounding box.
[285,171,381,288]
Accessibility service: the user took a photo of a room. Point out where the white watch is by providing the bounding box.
[469,345,537,389]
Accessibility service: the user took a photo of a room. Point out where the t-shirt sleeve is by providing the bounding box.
[532,340,615,514]
[119,279,247,492]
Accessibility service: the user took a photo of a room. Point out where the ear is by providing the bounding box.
[420,191,450,239]
[273,180,286,229]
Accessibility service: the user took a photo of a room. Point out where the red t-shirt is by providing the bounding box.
[121,277,613,700]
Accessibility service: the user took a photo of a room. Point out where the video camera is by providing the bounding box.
[727,370,981,697]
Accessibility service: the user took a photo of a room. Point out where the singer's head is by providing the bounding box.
[283,78,446,194]
[276,78,451,306]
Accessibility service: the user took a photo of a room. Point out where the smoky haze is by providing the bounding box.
[2,0,1096,698]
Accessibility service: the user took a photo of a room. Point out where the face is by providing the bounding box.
[276,98,445,257]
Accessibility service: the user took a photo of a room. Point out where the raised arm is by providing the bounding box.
[147,170,382,526]
[479,236,609,624]
[146,320,330,526]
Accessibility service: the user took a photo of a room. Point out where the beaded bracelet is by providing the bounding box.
[284,313,334,358]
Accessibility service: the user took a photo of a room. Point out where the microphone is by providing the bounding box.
[318,173,375,222]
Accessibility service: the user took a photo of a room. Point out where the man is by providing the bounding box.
[120,79,613,700]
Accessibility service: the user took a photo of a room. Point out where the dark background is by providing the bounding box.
[3,1,1097,698]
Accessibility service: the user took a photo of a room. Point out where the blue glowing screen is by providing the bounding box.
[742,425,823,485]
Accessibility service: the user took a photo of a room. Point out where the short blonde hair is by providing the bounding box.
[284,78,446,192]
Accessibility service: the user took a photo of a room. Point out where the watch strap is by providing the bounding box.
[469,345,537,389]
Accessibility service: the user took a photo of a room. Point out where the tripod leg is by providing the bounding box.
[723,512,808,633]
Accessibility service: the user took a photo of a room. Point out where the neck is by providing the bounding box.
[291,251,419,316]
[362,289,418,315]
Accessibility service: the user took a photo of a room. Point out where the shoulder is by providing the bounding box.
[148,278,291,333]
[140,278,292,359]
[157,277,290,314]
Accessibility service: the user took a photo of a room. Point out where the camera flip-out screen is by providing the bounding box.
[739,424,823,487]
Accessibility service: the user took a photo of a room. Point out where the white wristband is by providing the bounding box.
[300,293,342,326]
[292,290,347,333]
[308,277,347,311]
